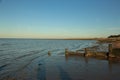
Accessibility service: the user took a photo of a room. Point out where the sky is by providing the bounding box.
[0,0,120,39]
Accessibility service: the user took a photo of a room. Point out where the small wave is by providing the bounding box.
[0,53,11,57]
[0,64,8,71]
[14,49,46,60]
[51,49,62,52]
[0,50,4,51]
[0,43,12,46]
[71,45,82,50]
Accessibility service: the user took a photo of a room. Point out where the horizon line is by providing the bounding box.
[0,37,107,40]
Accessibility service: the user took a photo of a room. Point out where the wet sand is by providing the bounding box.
[1,54,120,80]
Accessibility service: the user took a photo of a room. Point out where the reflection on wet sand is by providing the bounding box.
[57,65,72,80]
[65,54,120,80]
[1,54,120,80]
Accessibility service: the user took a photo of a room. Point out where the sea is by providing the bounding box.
[0,39,120,80]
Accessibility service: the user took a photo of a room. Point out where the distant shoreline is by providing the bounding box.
[1,37,119,42]
[97,38,120,43]
[0,38,98,40]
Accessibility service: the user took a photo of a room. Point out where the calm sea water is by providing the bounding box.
[0,39,120,80]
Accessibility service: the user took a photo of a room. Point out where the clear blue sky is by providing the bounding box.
[0,0,120,38]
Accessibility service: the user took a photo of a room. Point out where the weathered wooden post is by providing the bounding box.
[65,48,68,55]
[84,48,88,56]
[108,44,115,58]
[48,51,51,56]
[109,44,112,54]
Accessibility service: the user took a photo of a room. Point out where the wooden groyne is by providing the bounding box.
[65,44,120,60]
[65,48,85,56]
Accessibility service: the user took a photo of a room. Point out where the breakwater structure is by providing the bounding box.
[65,44,120,61]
